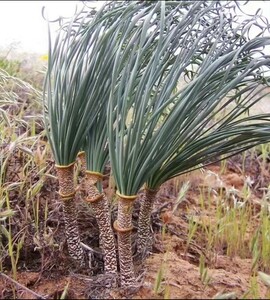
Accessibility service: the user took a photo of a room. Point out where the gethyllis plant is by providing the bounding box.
[107,0,270,287]
[136,2,270,254]
[42,1,131,265]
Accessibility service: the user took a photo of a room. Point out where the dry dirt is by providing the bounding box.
[1,150,270,299]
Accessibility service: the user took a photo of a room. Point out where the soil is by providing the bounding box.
[1,148,270,299]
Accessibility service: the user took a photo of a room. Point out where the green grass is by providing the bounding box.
[0,57,21,77]
[175,147,270,297]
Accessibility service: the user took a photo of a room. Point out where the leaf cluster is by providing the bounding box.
[43,1,270,195]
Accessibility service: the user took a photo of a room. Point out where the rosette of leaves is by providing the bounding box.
[42,1,134,265]
[107,0,270,287]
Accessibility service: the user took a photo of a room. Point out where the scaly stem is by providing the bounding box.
[137,188,158,254]
[113,192,137,287]
[55,163,85,266]
[85,171,118,274]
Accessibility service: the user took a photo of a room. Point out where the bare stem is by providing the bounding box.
[114,192,137,287]
[84,172,118,274]
[55,163,85,266]
[137,188,158,254]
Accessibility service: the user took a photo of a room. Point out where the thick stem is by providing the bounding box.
[55,163,85,266]
[113,192,137,287]
[62,198,85,265]
[137,188,158,254]
[85,172,117,274]
[77,151,87,197]
[77,151,87,177]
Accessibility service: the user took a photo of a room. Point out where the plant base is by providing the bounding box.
[137,188,158,255]
[114,192,137,287]
[85,171,117,274]
[55,163,85,266]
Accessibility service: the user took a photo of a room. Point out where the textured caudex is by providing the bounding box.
[55,163,85,265]
[137,188,158,255]
[77,151,87,197]
[113,192,137,287]
[84,171,117,274]
[77,151,87,178]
